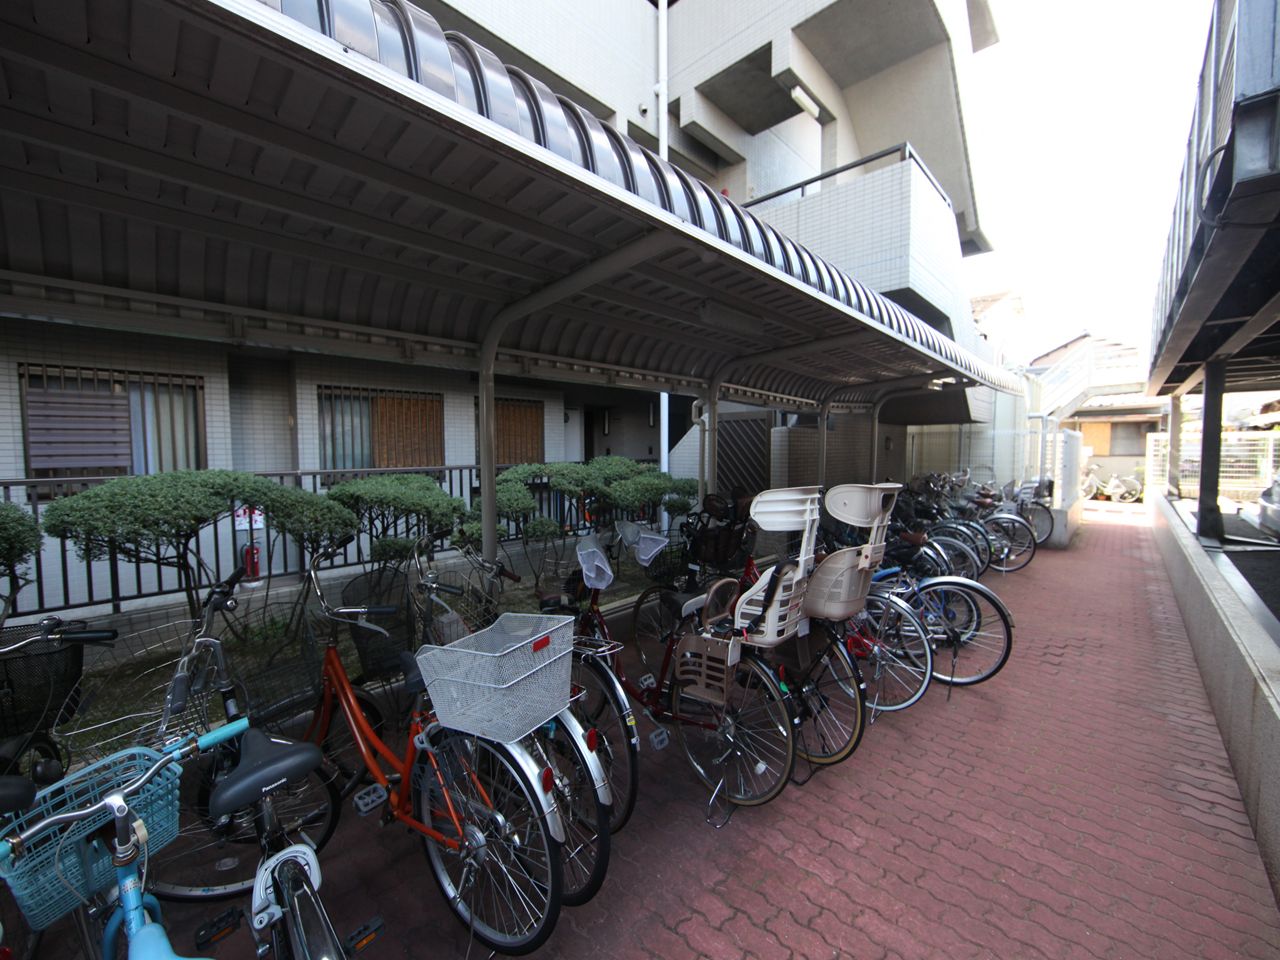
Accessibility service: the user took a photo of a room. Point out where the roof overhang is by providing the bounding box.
[0,0,1021,411]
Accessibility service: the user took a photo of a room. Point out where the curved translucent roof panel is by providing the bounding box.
[0,0,1022,403]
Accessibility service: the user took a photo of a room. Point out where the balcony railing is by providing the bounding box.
[1150,0,1237,367]
[744,142,952,211]
[0,463,615,619]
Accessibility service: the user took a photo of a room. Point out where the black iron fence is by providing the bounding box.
[0,463,606,618]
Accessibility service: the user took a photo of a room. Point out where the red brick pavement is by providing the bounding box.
[75,503,1280,958]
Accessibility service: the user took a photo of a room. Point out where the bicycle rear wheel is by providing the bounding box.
[418,733,562,955]
[787,627,865,766]
[149,753,340,901]
[672,651,795,806]
[912,581,1012,686]
[631,585,678,679]
[983,515,1036,572]
[931,536,981,580]
[570,652,638,833]
[1020,501,1054,544]
[854,592,933,712]
[272,857,346,960]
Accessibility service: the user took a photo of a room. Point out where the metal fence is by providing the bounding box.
[0,463,603,619]
[1145,431,1280,502]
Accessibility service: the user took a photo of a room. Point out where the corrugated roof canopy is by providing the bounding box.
[0,0,1021,410]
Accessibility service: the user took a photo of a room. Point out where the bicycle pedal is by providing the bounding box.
[638,673,657,690]
[352,784,388,816]
[648,728,670,751]
[345,916,385,954]
[195,907,244,950]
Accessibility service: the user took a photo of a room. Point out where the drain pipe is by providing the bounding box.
[656,0,671,522]
[690,397,707,506]
[817,399,833,486]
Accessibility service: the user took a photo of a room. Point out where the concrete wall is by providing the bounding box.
[1151,494,1280,901]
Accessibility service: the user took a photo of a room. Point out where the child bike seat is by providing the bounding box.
[208,729,323,818]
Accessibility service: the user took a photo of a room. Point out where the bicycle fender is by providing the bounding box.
[555,707,612,807]
[579,653,639,751]
[251,843,321,934]
[128,921,196,960]
[916,576,1015,628]
[503,739,567,845]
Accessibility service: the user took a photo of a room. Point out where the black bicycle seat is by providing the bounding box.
[0,776,36,816]
[208,729,321,818]
[399,650,426,694]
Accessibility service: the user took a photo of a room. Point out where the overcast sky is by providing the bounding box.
[961,0,1213,364]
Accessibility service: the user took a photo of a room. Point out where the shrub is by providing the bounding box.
[0,502,42,623]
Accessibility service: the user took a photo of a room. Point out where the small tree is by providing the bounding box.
[327,475,464,565]
[0,502,42,624]
[254,485,358,566]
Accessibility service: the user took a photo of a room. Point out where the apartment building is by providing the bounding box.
[0,0,1016,612]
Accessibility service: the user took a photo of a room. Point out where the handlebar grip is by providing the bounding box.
[500,567,521,583]
[53,629,118,644]
[437,582,465,597]
[335,534,356,551]
[224,566,247,589]
[168,671,191,716]
[363,605,400,616]
[0,840,10,863]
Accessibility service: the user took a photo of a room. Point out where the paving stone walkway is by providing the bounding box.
[149,503,1280,957]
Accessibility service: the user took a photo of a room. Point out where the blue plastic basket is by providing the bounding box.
[0,747,181,930]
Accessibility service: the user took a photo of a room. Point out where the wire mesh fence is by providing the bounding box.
[1146,430,1280,501]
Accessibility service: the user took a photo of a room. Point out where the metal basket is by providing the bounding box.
[217,600,322,731]
[0,624,85,738]
[342,567,414,680]
[54,621,209,767]
[643,540,689,587]
[415,613,573,743]
[0,747,180,929]
[674,629,741,705]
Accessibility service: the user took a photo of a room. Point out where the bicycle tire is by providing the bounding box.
[931,522,990,576]
[525,713,610,907]
[854,591,933,712]
[148,756,340,901]
[983,515,1036,572]
[0,731,64,781]
[273,857,346,960]
[931,536,981,580]
[787,626,866,766]
[631,585,678,680]
[1116,478,1143,503]
[570,651,639,833]
[418,732,562,955]
[911,581,1012,686]
[672,651,795,806]
[1020,501,1054,544]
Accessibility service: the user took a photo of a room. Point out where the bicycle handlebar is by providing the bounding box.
[332,604,400,617]
[0,617,119,655]
[0,718,249,863]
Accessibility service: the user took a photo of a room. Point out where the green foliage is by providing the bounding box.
[494,479,537,519]
[580,456,650,499]
[327,475,464,542]
[609,470,696,520]
[663,495,695,519]
[370,537,416,563]
[0,502,41,583]
[497,463,547,486]
[543,462,590,498]
[255,485,357,558]
[522,516,562,541]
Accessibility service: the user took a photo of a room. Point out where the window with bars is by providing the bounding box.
[20,365,206,483]
[476,398,545,465]
[318,386,444,470]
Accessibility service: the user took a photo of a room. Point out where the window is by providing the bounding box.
[318,386,443,470]
[494,398,545,465]
[20,365,205,482]
[1110,422,1157,457]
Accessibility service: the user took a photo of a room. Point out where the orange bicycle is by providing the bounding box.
[297,538,568,955]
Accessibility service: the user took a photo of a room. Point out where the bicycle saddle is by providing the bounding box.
[658,590,701,620]
[208,729,322,819]
[0,775,36,816]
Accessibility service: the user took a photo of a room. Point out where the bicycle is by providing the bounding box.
[52,568,342,903]
[404,538,615,903]
[883,572,1015,686]
[1080,464,1143,503]
[297,538,570,953]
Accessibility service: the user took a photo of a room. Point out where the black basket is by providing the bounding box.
[342,567,414,681]
[218,601,322,729]
[409,568,498,649]
[644,541,689,588]
[0,624,84,738]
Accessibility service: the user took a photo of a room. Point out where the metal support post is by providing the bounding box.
[1167,395,1182,498]
[1197,359,1226,540]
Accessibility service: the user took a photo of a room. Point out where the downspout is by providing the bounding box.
[817,399,833,486]
[690,397,706,506]
[656,0,671,523]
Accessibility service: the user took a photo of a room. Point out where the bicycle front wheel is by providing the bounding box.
[570,651,639,833]
[1020,501,1054,544]
[418,733,562,955]
[913,581,1012,686]
[788,627,866,766]
[983,515,1036,572]
[631,585,677,679]
[855,591,933,712]
[673,651,795,806]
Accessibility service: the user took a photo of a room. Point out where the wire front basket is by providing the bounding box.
[0,624,85,739]
[54,621,207,768]
[217,600,322,732]
[342,567,414,681]
[0,747,180,929]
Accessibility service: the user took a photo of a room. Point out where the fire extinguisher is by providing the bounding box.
[242,541,261,580]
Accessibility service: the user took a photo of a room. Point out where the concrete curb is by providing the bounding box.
[1151,493,1280,903]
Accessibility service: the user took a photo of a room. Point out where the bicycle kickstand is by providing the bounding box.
[704,776,736,829]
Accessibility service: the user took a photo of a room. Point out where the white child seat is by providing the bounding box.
[733,486,822,648]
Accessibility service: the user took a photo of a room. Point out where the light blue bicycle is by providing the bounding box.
[0,719,250,959]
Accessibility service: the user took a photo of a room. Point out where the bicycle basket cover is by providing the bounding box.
[576,533,614,590]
